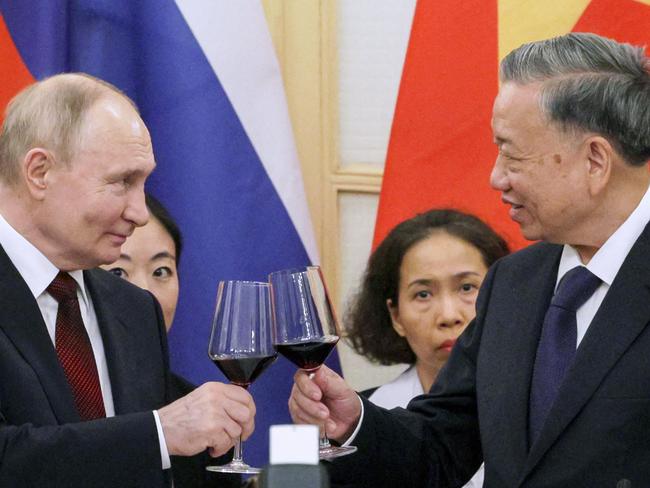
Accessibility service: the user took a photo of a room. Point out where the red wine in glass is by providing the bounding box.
[275,336,338,372]
[212,354,277,388]
[269,266,357,460]
[207,280,276,474]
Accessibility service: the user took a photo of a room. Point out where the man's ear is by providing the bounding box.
[584,136,613,197]
[387,298,406,337]
[23,148,54,200]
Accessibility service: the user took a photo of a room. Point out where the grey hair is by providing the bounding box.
[0,73,137,185]
[500,33,650,166]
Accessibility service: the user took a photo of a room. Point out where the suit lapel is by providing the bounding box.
[84,270,141,414]
[0,245,79,423]
[522,226,650,479]
[479,244,561,480]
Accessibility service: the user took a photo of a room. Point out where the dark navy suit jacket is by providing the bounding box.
[329,223,650,487]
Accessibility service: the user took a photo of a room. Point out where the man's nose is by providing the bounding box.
[125,190,150,227]
[489,157,509,192]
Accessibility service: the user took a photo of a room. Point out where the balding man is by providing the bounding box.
[289,33,650,487]
[0,73,254,487]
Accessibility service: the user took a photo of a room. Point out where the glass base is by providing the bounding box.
[206,460,261,474]
[319,444,357,460]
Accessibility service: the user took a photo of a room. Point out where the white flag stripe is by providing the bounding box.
[175,0,319,264]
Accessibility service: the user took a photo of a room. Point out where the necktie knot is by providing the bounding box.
[551,266,601,312]
[47,272,78,303]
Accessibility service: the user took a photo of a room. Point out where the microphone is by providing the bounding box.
[258,425,330,488]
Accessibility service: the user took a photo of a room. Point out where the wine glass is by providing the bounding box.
[207,280,277,474]
[269,265,357,460]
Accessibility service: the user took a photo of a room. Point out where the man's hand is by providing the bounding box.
[158,382,255,457]
[288,365,361,443]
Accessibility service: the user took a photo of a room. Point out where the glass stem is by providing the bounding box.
[233,435,243,464]
[319,425,332,449]
[308,368,332,450]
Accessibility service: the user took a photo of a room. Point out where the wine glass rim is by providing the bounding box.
[269,265,321,277]
[219,279,269,286]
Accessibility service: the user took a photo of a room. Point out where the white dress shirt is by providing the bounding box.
[558,182,650,347]
[0,213,171,470]
[368,365,421,409]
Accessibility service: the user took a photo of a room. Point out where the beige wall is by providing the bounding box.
[262,1,416,390]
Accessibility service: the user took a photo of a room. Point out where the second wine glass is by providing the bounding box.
[269,266,357,460]
[207,280,277,474]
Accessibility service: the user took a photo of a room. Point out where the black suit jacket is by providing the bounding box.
[330,223,650,487]
[0,245,234,487]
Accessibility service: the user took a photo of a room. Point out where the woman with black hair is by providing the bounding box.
[345,209,510,488]
[102,193,182,330]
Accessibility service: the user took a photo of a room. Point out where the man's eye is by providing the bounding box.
[500,152,520,162]
[108,267,127,279]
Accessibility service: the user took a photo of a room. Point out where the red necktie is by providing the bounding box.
[48,272,106,420]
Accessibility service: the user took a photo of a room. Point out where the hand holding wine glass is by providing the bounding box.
[289,364,362,442]
[269,266,357,460]
[207,280,277,474]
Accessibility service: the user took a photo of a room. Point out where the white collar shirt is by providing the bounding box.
[557,182,650,346]
[0,212,116,416]
[368,366,422,410]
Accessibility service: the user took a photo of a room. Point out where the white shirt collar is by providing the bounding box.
[0,212,90,306]
[368,365,423,409]
[558,183,650,287]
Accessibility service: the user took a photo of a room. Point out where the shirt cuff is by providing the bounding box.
[153,410,172,470]
[341,394,364,446]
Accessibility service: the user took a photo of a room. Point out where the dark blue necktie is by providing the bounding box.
[529,266,601,445]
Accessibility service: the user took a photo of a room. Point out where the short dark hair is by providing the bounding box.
[145,193,183,266]
[500,32,650,166]
[344,209,509,365]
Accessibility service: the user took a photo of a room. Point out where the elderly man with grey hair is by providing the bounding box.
[0,73,254,487]
[289,33,650,487]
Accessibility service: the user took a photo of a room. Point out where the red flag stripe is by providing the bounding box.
[373,0,529,251]
[0,15,35,121]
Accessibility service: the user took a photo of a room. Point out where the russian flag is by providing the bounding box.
[0,0,338,467]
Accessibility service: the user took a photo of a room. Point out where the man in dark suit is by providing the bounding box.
[289,33,650,487]
[0,73,255,486]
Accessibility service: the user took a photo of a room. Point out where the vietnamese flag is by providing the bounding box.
[374,0,650,251]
